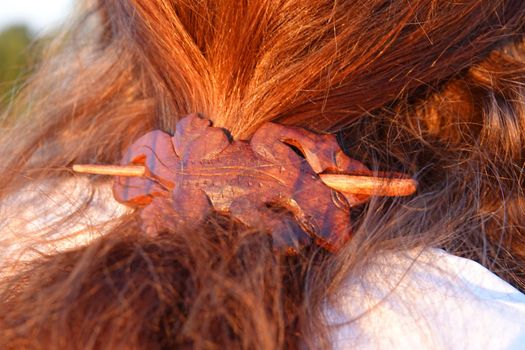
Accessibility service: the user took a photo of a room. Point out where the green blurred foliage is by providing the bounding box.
[0,25,33,107]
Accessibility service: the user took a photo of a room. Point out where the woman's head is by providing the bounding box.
[1,0,524,348]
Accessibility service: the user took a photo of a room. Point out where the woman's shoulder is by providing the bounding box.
[0,178,129,259]
[324,249,525,349]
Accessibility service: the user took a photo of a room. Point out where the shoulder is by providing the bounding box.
[0,178,129,259]
[324,249,525,349]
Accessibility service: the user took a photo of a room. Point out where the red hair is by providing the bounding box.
[0,0,524,348]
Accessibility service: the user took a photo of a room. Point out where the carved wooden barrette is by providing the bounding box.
[73,114,417,253]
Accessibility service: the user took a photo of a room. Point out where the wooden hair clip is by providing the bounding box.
[72,114,417,252]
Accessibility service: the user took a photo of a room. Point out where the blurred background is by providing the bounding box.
[0,0,74,108]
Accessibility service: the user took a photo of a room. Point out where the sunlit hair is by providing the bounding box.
[1,0,524,348]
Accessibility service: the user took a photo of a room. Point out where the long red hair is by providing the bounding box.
[1,0,524,348]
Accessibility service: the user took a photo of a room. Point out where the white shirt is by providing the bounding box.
[324,249,525,349]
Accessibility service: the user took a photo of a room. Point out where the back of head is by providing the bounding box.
[1,0,525,348]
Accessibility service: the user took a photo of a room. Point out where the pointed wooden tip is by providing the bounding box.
[72,164,146,177]
[319,174,417,197]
